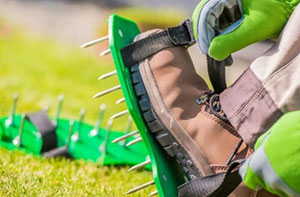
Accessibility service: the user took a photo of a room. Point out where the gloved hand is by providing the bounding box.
[192,0,300,61]
[239,111,300,197]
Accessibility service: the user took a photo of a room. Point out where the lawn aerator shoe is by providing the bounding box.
[84,15,276,196]
[131,29,276,197]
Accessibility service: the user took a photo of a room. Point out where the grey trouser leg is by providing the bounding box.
[220,4,300,146]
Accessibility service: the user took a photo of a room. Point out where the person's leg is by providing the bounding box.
[220,4,300,147]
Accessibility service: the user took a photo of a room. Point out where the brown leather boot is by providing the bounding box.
[132,29,277,197]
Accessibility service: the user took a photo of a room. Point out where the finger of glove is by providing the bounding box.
[209,2,290,61]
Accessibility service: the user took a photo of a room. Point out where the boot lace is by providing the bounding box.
[196,92,244,166]
[195,92,229,124]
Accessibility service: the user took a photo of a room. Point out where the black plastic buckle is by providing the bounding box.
[167,19,196,48]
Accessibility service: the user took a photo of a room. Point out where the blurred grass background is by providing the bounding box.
[0,4,186,196]
[0,0,264,195]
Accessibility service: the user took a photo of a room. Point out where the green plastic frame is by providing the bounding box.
[0,115,150,168]
[108,14,185,196]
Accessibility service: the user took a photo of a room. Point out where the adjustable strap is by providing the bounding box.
[178,160,244,197]
[207,56,229,94]
[26,111,57,152]
[121,19,229,93]
[121,19,196,68]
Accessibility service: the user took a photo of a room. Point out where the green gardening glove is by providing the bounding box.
[192,0,300,61]
[239,111,300,196]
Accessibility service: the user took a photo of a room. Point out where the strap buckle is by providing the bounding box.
[167,19,196,48]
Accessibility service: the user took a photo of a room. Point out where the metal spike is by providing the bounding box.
[128,159,151,172]
[93,85,121,98]
[120,116,133,146]
[90,104,106,136]
[72,108,86,141]
[99,119,113,157]
[126,137,142,147]
[43,104,50,113]
[80,35,109,48]
[125,117,133,132]
[77,108,86,132]
[67,120,75,144]
[6,93,19,127]
[125,180,155,194]
[53,94,64,126]
[13,113,25,146]
[98,70,117,80]
[99,48,111,56]
[116,97,125,104]
[79,108,86,123]
[111,130,139,144]
[99,119,114,164]
[148,190,158,196]
[109,110,129,120]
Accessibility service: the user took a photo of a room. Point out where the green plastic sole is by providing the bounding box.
[108,14,185,196]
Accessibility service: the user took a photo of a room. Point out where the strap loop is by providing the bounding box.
[167,19,196,48]
[178,160,244,197]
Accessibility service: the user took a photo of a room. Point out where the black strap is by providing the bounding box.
[121,19,229,93]
[207,56,231,94]
[178,160,244,197]
[26,111,57,152]
[121,20,196,68]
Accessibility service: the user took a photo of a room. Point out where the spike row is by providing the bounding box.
[80,35,109,48]
[90,104,106,137]
[126,137,142,147]
[93,85,121,98]
[84,33,156,195]
[125,180,155,195]
[13,113,26,146]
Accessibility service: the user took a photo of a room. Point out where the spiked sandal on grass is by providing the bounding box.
[84,15,277,196]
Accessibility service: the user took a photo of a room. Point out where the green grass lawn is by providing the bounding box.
[0,20,154,196]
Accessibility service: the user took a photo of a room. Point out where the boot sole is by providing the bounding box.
[130,64,213,180]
